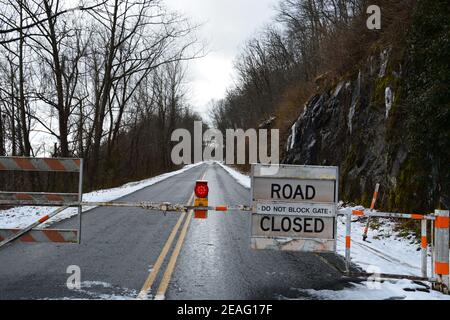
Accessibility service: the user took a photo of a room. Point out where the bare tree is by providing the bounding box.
[84,0,201,186]
[0,0,203,191]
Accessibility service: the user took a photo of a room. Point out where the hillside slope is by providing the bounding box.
[283,0,450,213]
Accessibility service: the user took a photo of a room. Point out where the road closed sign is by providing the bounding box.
[250,164,338,253]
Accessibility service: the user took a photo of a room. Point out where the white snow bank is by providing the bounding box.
[216,162,250,189]
[0,162,203,229]
[300,278,449,300]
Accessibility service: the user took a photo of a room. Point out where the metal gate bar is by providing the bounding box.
[346,209,435,220]
[0,201,253,212]
[341,208,434,276]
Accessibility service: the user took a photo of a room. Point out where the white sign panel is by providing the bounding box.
[250,164,338,253]
[256,202,335,217]
[253,178,336,203]
[252,215,335,239]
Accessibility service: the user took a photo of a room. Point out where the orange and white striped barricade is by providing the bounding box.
[0,191,79,206]
[0,157,81,172]
[434,209,449,292]
[0,206,72,246]
[0,228,78,243]
[0,156,83,247]
[344,209,434,280]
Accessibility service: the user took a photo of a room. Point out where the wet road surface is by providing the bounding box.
[0,162,350,299]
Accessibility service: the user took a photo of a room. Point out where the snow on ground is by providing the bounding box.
[301,279,447,300]
[336,205,428,276]
[43,281,137,300]
[216,162,250,188]
[218,163,450,300]
[0,162,203,229]
[327,204,450,300]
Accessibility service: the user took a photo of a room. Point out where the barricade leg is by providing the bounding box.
[345,213,351,272]
[421,219,427,278]
[434,209,449,293]
[431,219,435,277]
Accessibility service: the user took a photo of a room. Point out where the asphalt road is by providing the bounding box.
[0,162,351,300]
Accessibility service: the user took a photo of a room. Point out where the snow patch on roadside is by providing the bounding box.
[44,281,137,300]
[300,279,449,300]
[0,162,203,229]
[216,162,250,189]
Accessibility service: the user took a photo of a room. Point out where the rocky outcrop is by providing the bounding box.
[282,0,450,213]
[283,48,407,209]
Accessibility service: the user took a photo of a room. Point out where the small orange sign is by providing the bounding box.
[194,197,208,219]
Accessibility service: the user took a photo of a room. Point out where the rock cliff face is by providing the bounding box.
[283,0,450,212]
[283,48,409,209]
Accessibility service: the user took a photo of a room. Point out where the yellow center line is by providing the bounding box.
[154,207,193,300]
[136,169,206,300]
[154,170,207,300]
[136,208,188,299]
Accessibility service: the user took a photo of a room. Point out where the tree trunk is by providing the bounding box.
[90,0,119,188]
[43,0,69,157]
[18,0,31,156]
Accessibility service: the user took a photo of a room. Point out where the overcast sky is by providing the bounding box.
[164,0,279,118]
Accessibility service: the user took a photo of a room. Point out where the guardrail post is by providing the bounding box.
[421,218,427,278]
[434,209,449,293]
[345,212,351,272]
